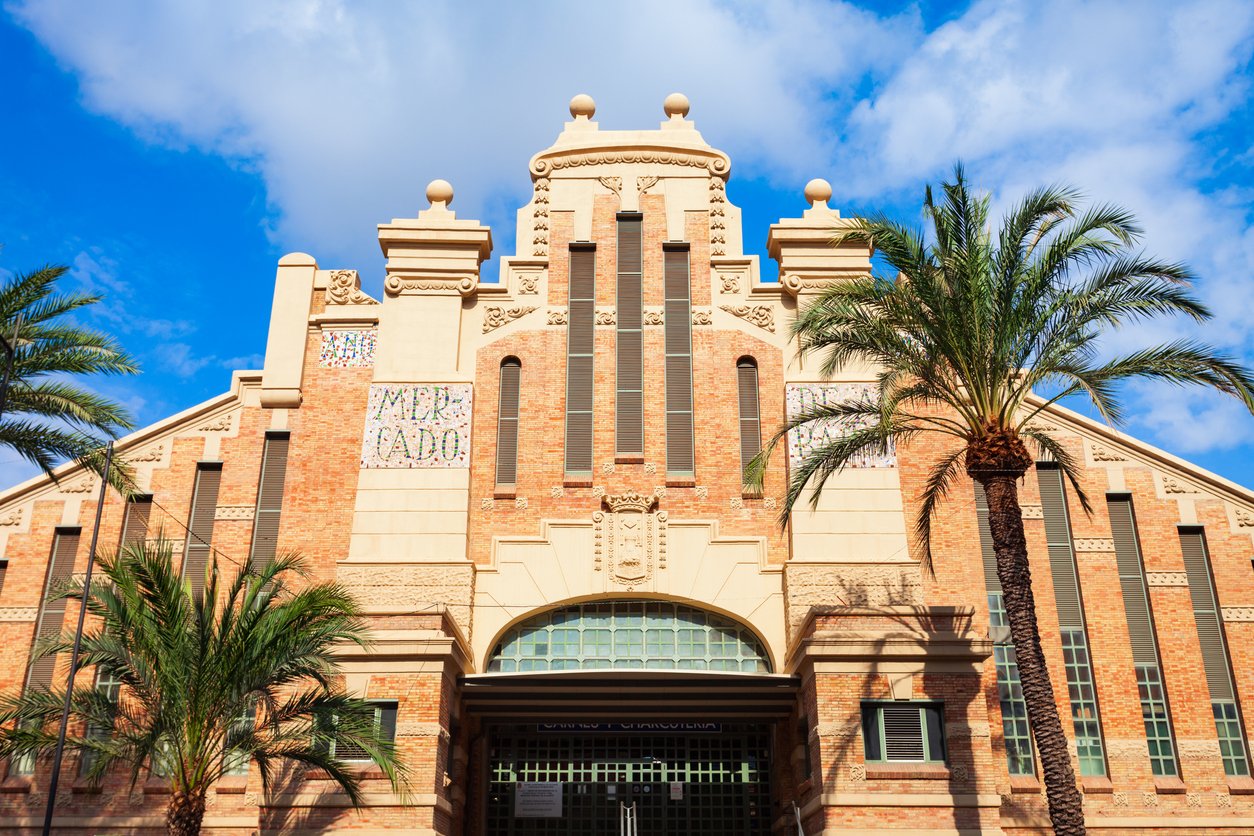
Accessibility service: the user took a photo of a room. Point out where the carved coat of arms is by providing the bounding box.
[593,492,667,587]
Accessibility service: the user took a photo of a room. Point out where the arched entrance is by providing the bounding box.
[463,600,796,836]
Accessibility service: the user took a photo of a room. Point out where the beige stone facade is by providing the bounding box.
[2,94,1254,834]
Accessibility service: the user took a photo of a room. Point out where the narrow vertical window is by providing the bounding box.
[120,494,153,548]
[736,358,761,491]
[616,214,644,457]
[564,244,596,478]
[1108,495,1178,776]
[0,556,8,599]
[1179,526,1250,776]
[1037,465,1108,776]
[974,482,1035,776]
[183,463,222,601]
[663,243,694,477]
[496,359,522,490]
[25,527,81,694]
[249,432,290,570]
[80,667,123,776]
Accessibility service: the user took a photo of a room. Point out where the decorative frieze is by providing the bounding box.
[532,177,550,257]
[383,274,478,297]
[691,308,713,326]
[0,508,23,526]
[214,505,255,521]
[530,149,730,178]
[1221,607,1254,622]
[720,304,774,332]
[1019,504,1044,519]
[60,476,97,494]
[547,308,568,326]
[360,384,473,469]
[643,308,664,326]
[197,412,237,433]
[1146,572,1188,588]
[1089,443,1125,462]
[1235,508,1254,528]
[1073,538,1114,553]
[0,607,38,622]
[709,177,727,256]
[595,308,616,326]
[482,305,537,333]
[127,443,166,463]
[325,269,377,305]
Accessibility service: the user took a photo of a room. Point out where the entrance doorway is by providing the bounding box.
[484,724,771,835]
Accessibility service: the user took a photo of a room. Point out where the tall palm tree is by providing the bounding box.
[0,541,407,836]
[748,167,1254,836]
[0,263,137,474]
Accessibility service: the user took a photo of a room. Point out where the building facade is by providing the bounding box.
[2,93,1254,835]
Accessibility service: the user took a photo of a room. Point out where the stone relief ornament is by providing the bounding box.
[708,178,727,256]
[643,463,657,475]
[593,492,667,585]
[848,764,866,782]
[595,308,617,326]
[60,476,96,494]
[480,498,495,511]
[1019,503,1044,519]
[517,273,540,294]
[691,308,713,326]
[0,607,38,622]
[597,176,623,196]
[214,505,254,521]
[1221,607,1254,622]
[720,304,774,332]
[197,412,236,433]
[1090,443,1125,462]
[325,269,377,305]
[514,496,528,509]
[1073,538,1114,552]
[1112,792,1129,808]
[1146,572,1188,587]
[550,486,565,498]
[643,309,664,326]
[530,149,730,178]
[1235,508,1254,528]
[1141,792,1158,808]
[384,274,478,297]
[719,274,740,294]
[695,486,708,499]
[636,175,659,196]
[482,305,537,333]
[128,444,166,463]
[1161,475,1194,495]
[602,462,616,474]
[532,178,550,257]
[547,308,568,326]
[0,508,23,526]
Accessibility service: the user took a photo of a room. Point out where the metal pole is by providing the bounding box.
[0,312,23,419]
[41,440,113,836]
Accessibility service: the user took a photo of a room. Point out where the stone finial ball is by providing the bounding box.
[569,93,596,119]
[663,92,690,118]
[426,179,454,206]
[804,178,833,205]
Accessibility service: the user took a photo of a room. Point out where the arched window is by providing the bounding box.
[736,358,761,489]
[487,600,771,673]
[496,358,522,490]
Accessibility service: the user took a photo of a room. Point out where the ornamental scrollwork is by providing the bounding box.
[384,274,479,297]
[531,149,731,178]
[482,305,537,333]
[326,269,378,305]
[720,304,775,332]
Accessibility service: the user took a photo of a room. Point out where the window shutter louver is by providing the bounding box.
[496,360,521,488]
[26,528,81,690]
[1037,467,1084,629]
[736,360,761,484]
[1180,529,1237,701]
[663,245,694,476]
[120,495,152,548]
[565,245,596,476]
[184,464,222,601]
[881,705,926,761]
[249,433,290,570]
[1107,497,1158,666]
[617,215,644,457]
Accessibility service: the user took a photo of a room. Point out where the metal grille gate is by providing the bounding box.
[485,725,771,835]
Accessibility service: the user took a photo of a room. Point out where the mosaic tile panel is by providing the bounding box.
[319,329,377,368]
[360,383,473,468]
[785,383,897,469]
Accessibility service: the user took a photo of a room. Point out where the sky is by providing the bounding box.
[1,0,1253,488]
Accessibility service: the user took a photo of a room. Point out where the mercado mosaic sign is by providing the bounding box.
[785,383,897,469]
[361,383,472,468]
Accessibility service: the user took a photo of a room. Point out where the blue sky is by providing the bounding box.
[1,0,1253,488]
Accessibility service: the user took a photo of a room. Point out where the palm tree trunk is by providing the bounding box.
[166,788,206,836]
[981,474,1086,836]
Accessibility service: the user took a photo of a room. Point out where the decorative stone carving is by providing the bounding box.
[597,176,623,196]
[326,269,377,305]
[214,505,254,521]
[147,538,184,555]
[594,493,666,585]
[1221,607,1254,622]
[950,764,970,783]
[643,308,664,326]
[197,412,236,433]
[1074,538,1114,552]
[1112,792,1129,808]
[482,305,537,333]
[60,476,96,494]
[1104,739,1148,758]
[708,178,727,256]
[517,273,540,294]
[550,486,564,498]
[643,463,657,475]
[1146,572,1189,587]
[602,462,615,475]
[653,486,667,499]
[721,304,774,332]
[729,497,744,510]
[1177,739,1222,760]
[817,721,861,739]
[691,308,713,326]
[128,444,166,463]
[636,175,659,196]
[531,149,730,178]
[1162,475,1194,495]
[532,178,550,257]
[0,508,23,526]
[547,308,568,325]
[1090,443,1125,462]
[1186,793,1202,808]
[1217,793,1232,808]
[945,721,991,740]
[514,496,528,510]
[695,486,708,499]
[763,497,777,510]
[1142,792,1157,807]
[384,274,479,297]
[848,764,866,782]
[780,274,864,296]
[1235,508,1254,528]
[0,607,38,622]
[719,274,740,294]
[595,308,617,326]
[481,498,495,511]
[1019,504,1044,519]
[592,485,605,498]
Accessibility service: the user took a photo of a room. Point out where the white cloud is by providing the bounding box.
[153,342,215,378]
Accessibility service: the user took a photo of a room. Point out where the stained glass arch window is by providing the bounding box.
[487,600,772,673]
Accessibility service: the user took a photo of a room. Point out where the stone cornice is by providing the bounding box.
[529,145,731,179]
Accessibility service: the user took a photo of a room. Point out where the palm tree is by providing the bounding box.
[748,167,1254,836]
[0,263,137,474]
[0,540,407,836]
